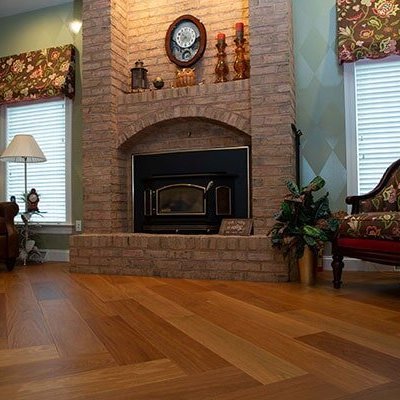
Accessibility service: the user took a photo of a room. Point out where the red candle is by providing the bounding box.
[235,22,244,32]
[235,22,244,40]
[217,33,226,41]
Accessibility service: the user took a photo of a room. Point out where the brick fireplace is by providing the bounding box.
[70,0,296,281]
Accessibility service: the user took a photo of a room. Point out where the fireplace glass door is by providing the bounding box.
[157,184,205,215]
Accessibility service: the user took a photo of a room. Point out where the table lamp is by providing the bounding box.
[0,134,46,211]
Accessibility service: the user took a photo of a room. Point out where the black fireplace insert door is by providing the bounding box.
[133,147,249,234]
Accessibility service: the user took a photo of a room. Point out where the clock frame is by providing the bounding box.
[165,15,207,68]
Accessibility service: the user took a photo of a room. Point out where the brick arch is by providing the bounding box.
[117,105,250,148]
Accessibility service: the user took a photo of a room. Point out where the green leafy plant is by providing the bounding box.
[269,176,339,279]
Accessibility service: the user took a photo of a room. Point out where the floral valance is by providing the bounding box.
[0,44,75,104]
[337,0,400,63]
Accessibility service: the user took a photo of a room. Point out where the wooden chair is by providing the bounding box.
[332,159,400,288]
[0,202,19,271]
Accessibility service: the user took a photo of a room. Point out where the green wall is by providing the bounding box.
[293,0,347,212]
[0,1,83,250]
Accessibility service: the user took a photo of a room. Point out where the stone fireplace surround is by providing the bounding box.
[70,0,296,281]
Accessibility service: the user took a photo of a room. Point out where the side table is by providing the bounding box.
[19,211,46,265]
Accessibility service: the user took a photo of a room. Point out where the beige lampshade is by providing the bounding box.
[0,134,46,163]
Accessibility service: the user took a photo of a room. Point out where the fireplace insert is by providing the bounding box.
[133,147,249,233]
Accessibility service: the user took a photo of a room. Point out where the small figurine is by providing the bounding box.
[153,76,165,89]
[175,68,196,87]
[27,188,39,212]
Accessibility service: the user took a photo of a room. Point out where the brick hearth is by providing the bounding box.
[70,0,295,281]
[70,234,287,281]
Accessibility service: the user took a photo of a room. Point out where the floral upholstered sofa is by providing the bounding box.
[332,159,400,288]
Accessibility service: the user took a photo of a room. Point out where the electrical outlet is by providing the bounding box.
[75,220,82,232]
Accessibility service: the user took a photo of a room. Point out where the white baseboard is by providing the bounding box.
[322,255,395,272]
[43,249,70,262]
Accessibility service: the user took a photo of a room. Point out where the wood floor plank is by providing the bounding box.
[0,293,6,339]
[0,345,59,367]
[81,366,260,400]
[282,309,400,358]
[119,283,194,319]
[50,270,116,319]
[31,281,65,301]
[85,315,164,365]
[243,282,400,334]
[153,284,321,338]
[168,314,307,384]
[5,273,52,348]
[0,358,185,400]
[152,277,210,293]
[111,299,231,373]
[211,373,346,400]
[0,274,6,292]
[297,331,400,380]
[39,298,107,357]
[24,264,56,283]
[241,278,400,318]
[149,280,390,393]
[335,381,400,400]
[72,274,131,302]
[123,286,307,385]
[0,352,116,386]
[104,274,166,289]
[193,281,298,313]
[340,289,400,313]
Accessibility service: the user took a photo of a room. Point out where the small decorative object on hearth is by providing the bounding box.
[219,219,253,236]
[233,22,249,80]
[130,60,148,90]
[215,33,229,83]
[152,76,165,89]
[175,68,196,87]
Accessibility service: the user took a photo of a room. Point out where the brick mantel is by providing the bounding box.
[117,79,251,149]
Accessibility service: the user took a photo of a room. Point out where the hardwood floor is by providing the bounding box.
[0,263,400,399]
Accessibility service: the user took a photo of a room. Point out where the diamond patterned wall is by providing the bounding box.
[293,0,347,211]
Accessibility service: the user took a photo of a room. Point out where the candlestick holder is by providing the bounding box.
[215,41,229,83]
[233,37,248,80]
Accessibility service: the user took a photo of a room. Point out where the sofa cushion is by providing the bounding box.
[337,237,400,253]
[338,212,400,241]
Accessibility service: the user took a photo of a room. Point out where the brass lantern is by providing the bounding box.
[130,60,148,90]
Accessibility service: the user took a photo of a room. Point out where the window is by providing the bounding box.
[344,56,400,195]
[4,99,71,224]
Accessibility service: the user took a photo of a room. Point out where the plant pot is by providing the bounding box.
[298,245,316,285]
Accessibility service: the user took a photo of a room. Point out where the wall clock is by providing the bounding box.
[165,15,207,68]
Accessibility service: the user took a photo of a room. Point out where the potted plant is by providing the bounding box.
[269,176,338,283]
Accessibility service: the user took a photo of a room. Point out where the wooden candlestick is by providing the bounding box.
[215,39,229,83]
[233,37,248,80]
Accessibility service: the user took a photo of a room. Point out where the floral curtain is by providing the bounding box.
[0,44,75,104]
[337,0,400,63]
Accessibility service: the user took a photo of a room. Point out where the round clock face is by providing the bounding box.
[28,193,38,202]
[175,26,196,48]
[166,15,207,67]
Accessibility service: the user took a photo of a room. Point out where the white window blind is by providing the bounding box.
[6,99,68,223]
[354,59,400,194]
